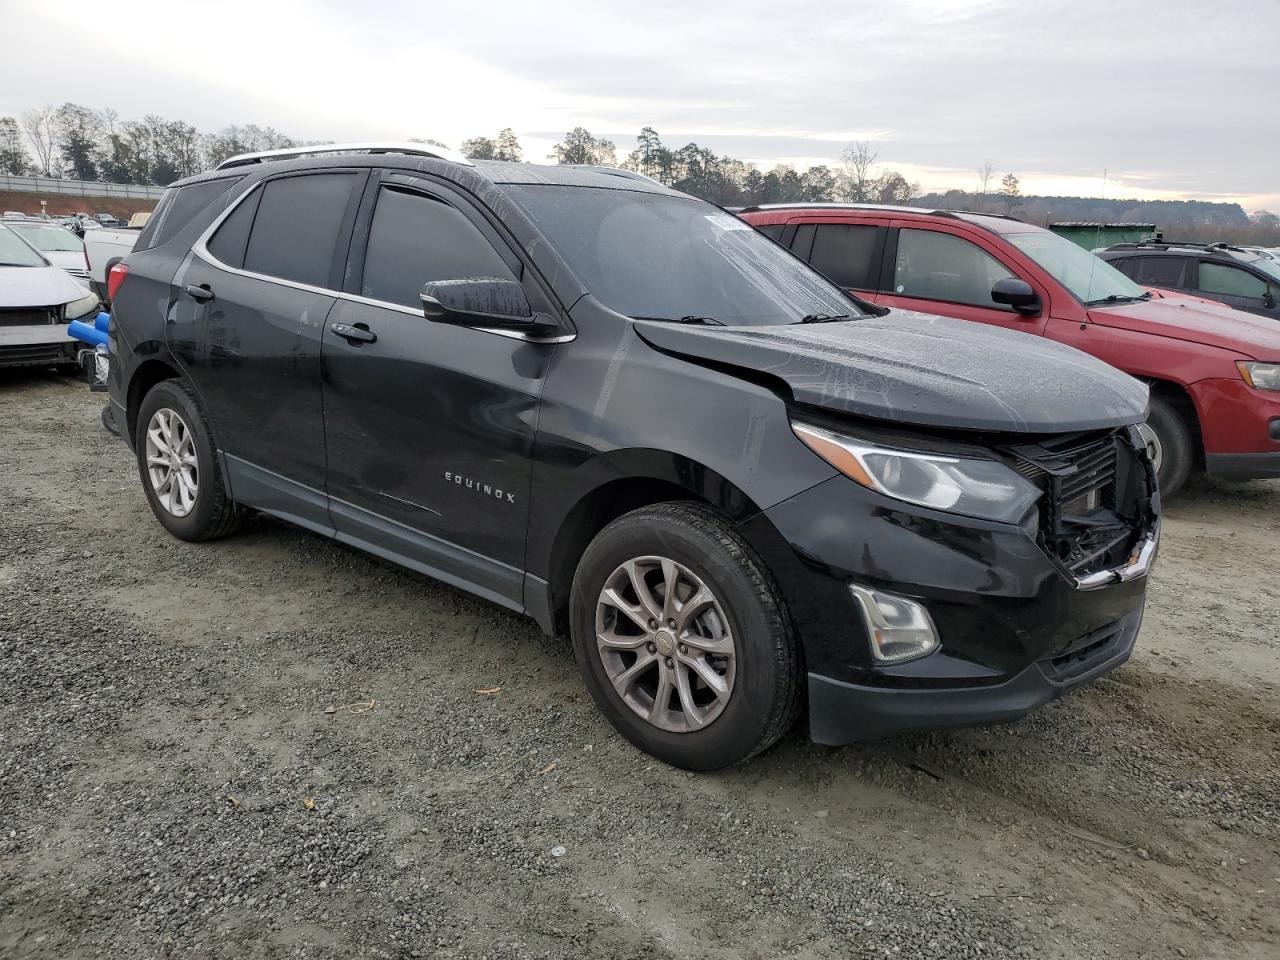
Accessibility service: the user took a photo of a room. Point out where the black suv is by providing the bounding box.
[102,143,1159,770]
[1099,240,1280,318]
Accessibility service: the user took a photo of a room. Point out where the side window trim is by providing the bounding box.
[195,169,366,296]
[889,225,1020,311]
[349,173,567,327]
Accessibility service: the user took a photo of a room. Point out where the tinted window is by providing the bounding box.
[809,224,883,289]
[360,187,516,308]
[509,185,861,326]
[139,177,242,251]
[894,229,1015,307]
[755,223,785,241]
[242,174,357,288]
[207,190,262,269]
[1130,256,1186,287]
[1199,262,1269,299]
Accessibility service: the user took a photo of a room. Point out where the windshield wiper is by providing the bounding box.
[1085,293,1151,307]
[631,315,726,326]
[798,313,853,324]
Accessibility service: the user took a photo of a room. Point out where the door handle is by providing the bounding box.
[330,321,377,344]
[184,284,214,303]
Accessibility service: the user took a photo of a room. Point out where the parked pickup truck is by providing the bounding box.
[84,223,142,300]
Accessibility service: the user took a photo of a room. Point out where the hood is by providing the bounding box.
[0,264,87,309]
[634,310,1148,434]
[1089,297,1280,359]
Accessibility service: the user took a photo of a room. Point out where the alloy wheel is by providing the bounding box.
[594,555,737,733]
[144,407,198,518]
[1136,422,1164,475]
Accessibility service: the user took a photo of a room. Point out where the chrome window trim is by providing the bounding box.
[191,179,575,344]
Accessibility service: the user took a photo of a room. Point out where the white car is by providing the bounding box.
[1,219,92,286]
[0,223,101,368]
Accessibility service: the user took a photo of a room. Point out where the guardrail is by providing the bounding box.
[0,174,167,200]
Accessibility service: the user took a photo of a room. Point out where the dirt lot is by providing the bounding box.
[1,371,1277,960]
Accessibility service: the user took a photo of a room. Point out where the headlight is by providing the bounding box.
[1238,361,1280,392]
[791,421,1041,524]
[64,292,100,321]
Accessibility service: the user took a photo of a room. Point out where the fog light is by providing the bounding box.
[850,584,940,664]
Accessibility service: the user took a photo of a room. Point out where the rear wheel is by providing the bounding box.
[1140,395,1194,499]
[570,502,801,770]
[135,379,240,541]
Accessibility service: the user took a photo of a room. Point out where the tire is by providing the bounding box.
[1141,395,1194,500]
[135,378,240,541]
[570,501,801,770]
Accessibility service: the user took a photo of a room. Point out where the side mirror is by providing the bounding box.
[1264,290,1276,309]
[421,277,546,331]
[991,277,1041,316]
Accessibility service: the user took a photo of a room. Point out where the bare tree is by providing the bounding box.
[20,106,58,176]
[975,160,995,210]
[840,140,878,202]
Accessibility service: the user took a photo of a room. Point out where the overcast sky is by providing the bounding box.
[4,0,1277,208]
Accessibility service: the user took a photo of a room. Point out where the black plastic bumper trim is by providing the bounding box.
[806,611,1141,744]
[1205,451,1280,481]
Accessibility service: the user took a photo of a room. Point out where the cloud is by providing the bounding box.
[1,0,1275,206]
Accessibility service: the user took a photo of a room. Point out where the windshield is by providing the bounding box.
[7,222,84,253]
[1007,230,1146,304]
[506,185,862,325]
[0,223,48,267]
[1248,256,1280,284]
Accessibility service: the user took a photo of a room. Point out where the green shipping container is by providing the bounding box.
[1049,222,1157,250]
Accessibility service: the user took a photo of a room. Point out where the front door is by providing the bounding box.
[169,170,366,530]
[877,223,1050,335]
[1194,260,1277,318]
[320,175,557,610]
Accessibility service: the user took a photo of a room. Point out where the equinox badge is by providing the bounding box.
[444,471,516,504]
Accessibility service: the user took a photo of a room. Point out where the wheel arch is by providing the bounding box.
[1141,376,1205,465]
[532,450,767,637]
[126,356,183,447]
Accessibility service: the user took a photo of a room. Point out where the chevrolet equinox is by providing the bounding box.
[101,143,1160,770]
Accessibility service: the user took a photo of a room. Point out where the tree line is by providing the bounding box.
[2,106,1273,244]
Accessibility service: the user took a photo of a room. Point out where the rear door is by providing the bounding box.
[320,173,556,610]
[786,216,888,301]
[1113,254,1191,294]
[170,170,366,531]
[1192,259,1277,317]
[877,221,1050,334]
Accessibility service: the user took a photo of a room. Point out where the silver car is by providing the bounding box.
[0,222,101,368]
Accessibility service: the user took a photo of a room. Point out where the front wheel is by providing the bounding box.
[570,502,801,770]
[1139,395,1194,499]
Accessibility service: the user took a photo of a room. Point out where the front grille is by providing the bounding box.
[0,308,59,327]
[1005,429,1152,579]
[1039,620,1127,683]
[0,343,70,366]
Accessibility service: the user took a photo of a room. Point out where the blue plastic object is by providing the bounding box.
[93,311,111,333]
[67,319,108,347]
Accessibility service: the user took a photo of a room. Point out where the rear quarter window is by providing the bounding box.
[135,176,244,252]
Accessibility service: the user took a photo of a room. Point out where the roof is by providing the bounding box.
[472,160,679,194]
[738,202,1036,234]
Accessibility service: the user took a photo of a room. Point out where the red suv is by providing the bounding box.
[739,204,1280,496]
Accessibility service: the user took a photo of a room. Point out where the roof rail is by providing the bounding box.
[214,141,473,171]
[565,164,664,185]
[1106,239,1246,254]
[735,201,1024,223]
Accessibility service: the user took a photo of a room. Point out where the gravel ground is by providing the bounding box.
[1,370,1277,960]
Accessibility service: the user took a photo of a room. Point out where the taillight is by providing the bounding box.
[107,262,129,301]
